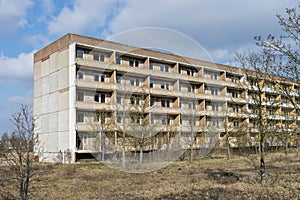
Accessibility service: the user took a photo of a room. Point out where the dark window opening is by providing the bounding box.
[77,71,84,79]
[116,57,121,64]
[77,92,84,101]
[100,54,105,62]
[77,113,84,123]
[94,74,99,82]
[76,49,84,58]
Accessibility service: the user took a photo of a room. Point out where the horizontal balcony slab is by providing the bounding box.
[150,88,178,97]
[76,101,115,111]
[204,78,227,86]
[178,75,204,83]
[149,70,180,80]
[77,59,115,70]
[77,80,116,91]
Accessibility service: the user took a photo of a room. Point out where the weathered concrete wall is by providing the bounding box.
[34,46,73,162]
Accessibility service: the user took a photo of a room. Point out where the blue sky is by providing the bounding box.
[0,0,298,134]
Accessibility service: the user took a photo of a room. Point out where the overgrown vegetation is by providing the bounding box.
[1,152,299,199]
[0,105,41,200]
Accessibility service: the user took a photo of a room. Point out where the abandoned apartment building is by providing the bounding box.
[33,33,300,162]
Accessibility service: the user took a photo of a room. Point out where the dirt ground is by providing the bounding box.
[1,152,300,199]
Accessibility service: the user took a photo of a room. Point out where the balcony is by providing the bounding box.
[179,125,205,132]
[204,77,227,87]
[76,58,115,71]
[205,94,226,102]
[179,109,205,116]
[150,88,178,97]
[76,101,114,111]
[179,75,204,84]
[114,64,150,75]
[76,80,116,91]
[205,110,226,117]
[150,106,179,114]
[149,69,180,80]
[227,112,248,118]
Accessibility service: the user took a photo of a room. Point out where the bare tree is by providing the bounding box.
[91,111,113,162]
[115,78,145,169]
[180,98,200,163]
[115,85,130,169]
[129,94,150,164]
[236,52,277,184]
[0,105,40,199]
[255,3,300,156]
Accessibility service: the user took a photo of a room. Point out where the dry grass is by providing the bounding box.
[1,153,299,199]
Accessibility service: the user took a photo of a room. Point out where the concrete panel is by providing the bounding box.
[34,61,42,80]
[34,97,42,115]
[48,92,58,113]
[48,112,58,133]
[59,90,69,110]
[58,110,69,132]
[58,49,69,69]
[59,131,70,151]
[49,51,58,73]
[49,72,59,93]
[41,76,50,96]
[41,95,49,114]
[40,132,59,152]
[34,79,42,97]
[58,67,69,90]
[41,59,50,77]
[34,117,42,133]
[41,114,49,133]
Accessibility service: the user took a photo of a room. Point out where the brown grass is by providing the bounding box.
[1,153,299,199]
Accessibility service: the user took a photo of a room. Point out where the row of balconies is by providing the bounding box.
[75,88,249,114]
[76,79,246,104]
[77,60,240,90]
[76,84,297,114]
[76,47,244,84]
[76,66,300,107]
[76,104,299,129]
[76,46,300,94]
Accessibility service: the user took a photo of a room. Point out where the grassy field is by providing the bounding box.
[1,152,300,199]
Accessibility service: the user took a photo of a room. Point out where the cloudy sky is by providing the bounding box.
[0,0,298,134]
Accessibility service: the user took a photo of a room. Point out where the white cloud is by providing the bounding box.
[0,0,33,35]
[0,51,35,80]
[9,95,32,105]
[24,35,50,50]
[37,0,55,22]
[105,0,298,62]
[41,0,55,15]
[209,43,261,66]
[106,27,213,62]
[48,0,119,35]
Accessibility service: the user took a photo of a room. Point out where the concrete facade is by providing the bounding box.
[34,33,300,163]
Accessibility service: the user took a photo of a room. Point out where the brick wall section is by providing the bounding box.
[34,34,71,63]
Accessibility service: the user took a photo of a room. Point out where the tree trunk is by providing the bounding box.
[189,144,193,163]
[296,136,299,158]
[101,132,105,162]
[122,148,126,169]
[227,141,231,160]
[285,137,288,156]
[139,146,143,164]
[167,132,171,161]
[259,134,266,184]
[260,150,266,184]
[101,146,105,162]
